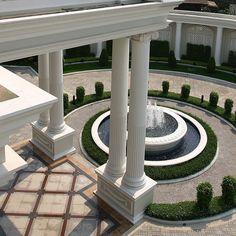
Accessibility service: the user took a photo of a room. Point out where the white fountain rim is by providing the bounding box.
[145,106,187,145]
[91,107,207,167]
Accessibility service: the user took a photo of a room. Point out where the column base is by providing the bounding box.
[95,164,156,224]
[31,122,76,161]
[0,145,27,187]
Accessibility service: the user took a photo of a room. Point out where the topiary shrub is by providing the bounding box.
[95,81,104,97]
[99,48,109,66]
[181,84,191,99]
[63,93,69,110]
[197,182,213,210]
[162,81,170,95]
[209,91,219,108]
[168,50,177,68]
[76,86,85,103]
[224,98,234,115]
[207,57,216,73]
[221,176,236,205]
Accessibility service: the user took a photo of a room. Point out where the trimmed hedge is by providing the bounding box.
[76,86,85,103]
[82,110,109,165]
[150,40,169,57]
[65,45,92,58]
[209,91,219,108]
[224,99,233,115]
[63,93,69,110]
[145,196,236,221]
[197,182,213,209]
[162,81,169,95]
[181,84,191,99]
[207,57,216,73]
[228,51,236,68]
[185,43,211,62]
[95,81,104,97]
[222,176,236,204]
[99,49,109,66]
[168,50,177,68]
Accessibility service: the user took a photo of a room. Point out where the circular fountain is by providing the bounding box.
[145,103,187,153]
[91,101,207,166]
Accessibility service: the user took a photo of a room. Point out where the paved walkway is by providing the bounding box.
[3,67,236,235]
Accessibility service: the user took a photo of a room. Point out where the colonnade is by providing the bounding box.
[174,22,223,66]
[33,33,157,223]
[32,51,75,160]
[96,33,156,224]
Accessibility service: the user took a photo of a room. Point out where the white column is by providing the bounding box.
[105,38,129,177]
[215,26,223,66]
[37,54,50,126]
[122,34,151,189]
[175,22,182,60]
[47,51,65,134]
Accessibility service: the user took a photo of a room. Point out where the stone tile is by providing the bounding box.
[0,192,7,208]
[37,194,68,215]
[30,217,63,236]
[25,156,47,172]
[4,192,37,214]
[51,162,75,173]
[70,195,98,216]
[45,174,73,192]
[65,218,97,236]
[74,175,93,191]
[100,218,116,235]
[0,216,29,236]
[14,172,45,191]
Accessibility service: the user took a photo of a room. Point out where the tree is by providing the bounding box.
[168,50,177,68]
[207,57,216,73]
[99,49,109,66]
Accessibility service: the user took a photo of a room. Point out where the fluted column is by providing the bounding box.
[215,26,223,66]
[105,38,129,177]
[47,51,65,134]
[175,22,182,60]
[122,33,151,189]
[37,54,50,126]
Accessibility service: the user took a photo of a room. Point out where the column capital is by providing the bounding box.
[131,32,159,42]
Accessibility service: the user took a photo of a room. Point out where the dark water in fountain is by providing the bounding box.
[98,116,201,161]
[146,113,178,137]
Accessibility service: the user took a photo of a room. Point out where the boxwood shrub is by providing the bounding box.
[76,86,85,103]
[162,81,169,95]
[221,176,236,205]
[181,84,191,99]
[224,99,234,115]
[197,182,213,209]
[95,81,104,97]
[63,93,69,110]
[209,91,219,108]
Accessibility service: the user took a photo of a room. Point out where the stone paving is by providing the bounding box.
[0,142,132,236]
[3,67,236,235]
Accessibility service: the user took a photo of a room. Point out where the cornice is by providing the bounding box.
[0,2,179,63]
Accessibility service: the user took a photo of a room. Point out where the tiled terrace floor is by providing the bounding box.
[0,142,132,236]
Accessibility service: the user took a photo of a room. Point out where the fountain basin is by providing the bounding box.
[145,107,187,153]
[91,106,207,167]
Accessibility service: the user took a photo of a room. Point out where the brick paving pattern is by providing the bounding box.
[0,142,132,236]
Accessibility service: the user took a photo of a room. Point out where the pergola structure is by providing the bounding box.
[0,0,180,223]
